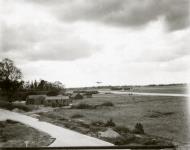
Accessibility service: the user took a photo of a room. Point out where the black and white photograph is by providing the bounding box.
[0,0,190,149]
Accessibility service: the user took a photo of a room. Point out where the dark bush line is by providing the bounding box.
[0,101,31,112]
[71,103,95,109]
[71,102,114,109]
[71,114,84,118]
[99,102,114,107]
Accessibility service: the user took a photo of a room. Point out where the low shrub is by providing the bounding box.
[91,120,105,127]
[6,119,18,124]
[105,119,116,127]
[100,102,114,107]
[72,103,95,109]
[114,125,130,134]
[132,123,144,134]
[0,101,32,112]
[46,90,59,96]
[71,114,84,118]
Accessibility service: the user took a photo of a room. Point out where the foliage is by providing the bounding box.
[100,102,114,106]
[23,79,65,92]
[71,114,84,118]
[105,118,116,127]
[91,120,105,127]
[46,90,59,96]
[72,103,95,109]
[132,123,144,134]
[114,125,130,134]
[0,58,23,101]
[0,101,33,112]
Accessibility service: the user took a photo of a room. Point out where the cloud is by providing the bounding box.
[1,23,96,61]
[31,0,190,31]
[0,0,99,61]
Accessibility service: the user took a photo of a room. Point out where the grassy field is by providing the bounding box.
[0,84,189,146]
[131,84,187,94]
[38,90,189,145]
[0,120,54,147]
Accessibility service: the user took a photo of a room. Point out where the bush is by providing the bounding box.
[46,90,59,96]
[91,120,105,127]
[114,126,130,134]
[132,123,144,134]
[6,119,18,124]
[0,101,32,112]
[100,102,114,107]
[71,114,84,118]
[72,103,95,109]
[105,119,116,127]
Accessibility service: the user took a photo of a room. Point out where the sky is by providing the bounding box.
[0,0,190,87]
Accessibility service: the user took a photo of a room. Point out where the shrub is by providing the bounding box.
[46,90,59,96]
[91,120,105,127]
[132,123,144,134]
[105,118,116,127]
[71,114,84,118]
[0,101,32,112]
[100,102,114,107]
[72,103,95,109]
[6,119,18,124]
[114,125,130,134]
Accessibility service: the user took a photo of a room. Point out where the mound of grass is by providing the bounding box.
[71,114,84,118]
[71,103,95,109]
[105,119,116,127]
[147,111,175,118]
[100,102,114,107]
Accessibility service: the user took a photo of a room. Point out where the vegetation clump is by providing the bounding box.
[105,119,116,127]
[72,103,95,109]
[46,90,60,96]
[71,114,84,118]
[91,120,105,127]
[100,102,114,107]
[132,123,144,134]
[0,101,32,112]
[113,125,130,134]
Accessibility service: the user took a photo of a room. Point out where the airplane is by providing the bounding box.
[96,81,102,84]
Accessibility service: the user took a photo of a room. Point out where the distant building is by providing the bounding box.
[26,95,46,105]
[70,93,83,99]
[26,95,71,107]
[44,95,71,107]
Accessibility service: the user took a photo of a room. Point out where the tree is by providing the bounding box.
[0,58,23,102]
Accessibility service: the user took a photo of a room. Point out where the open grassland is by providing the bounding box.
[39,91,189,145]
[132,84,187,94]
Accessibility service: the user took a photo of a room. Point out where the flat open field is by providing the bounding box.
[131,84,187,94]
[41,87,189,145]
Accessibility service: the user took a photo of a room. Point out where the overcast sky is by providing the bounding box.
[0,0,190,87]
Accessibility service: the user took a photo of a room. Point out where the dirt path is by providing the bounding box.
[0,109,113,147]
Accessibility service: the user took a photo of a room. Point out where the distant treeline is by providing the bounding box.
[68,83,187,90]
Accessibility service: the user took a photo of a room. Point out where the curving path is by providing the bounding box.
[0,109,113,147]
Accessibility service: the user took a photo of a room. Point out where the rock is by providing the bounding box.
[98,128,120,138]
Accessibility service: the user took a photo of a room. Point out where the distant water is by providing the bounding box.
[99,90,189,97]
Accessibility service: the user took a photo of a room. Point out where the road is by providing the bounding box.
[100,90,189,97]
[0,109,113,147]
